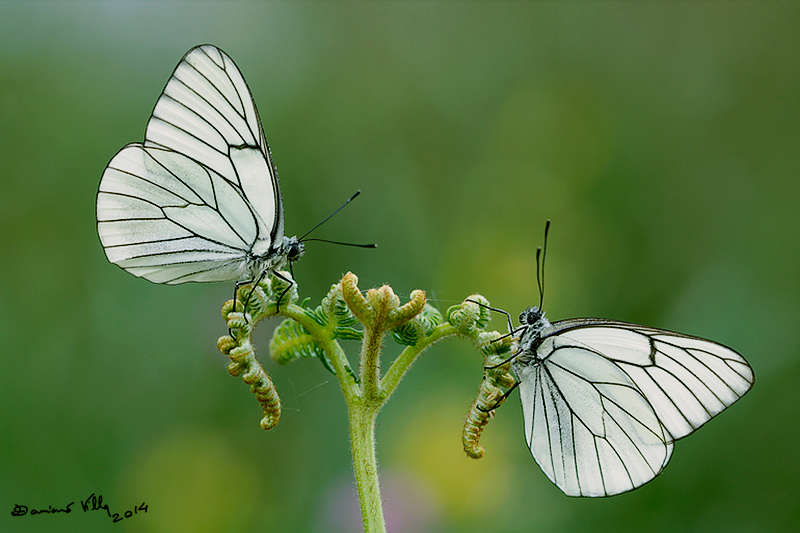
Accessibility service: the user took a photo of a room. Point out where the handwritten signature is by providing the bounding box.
[11,493,147,523]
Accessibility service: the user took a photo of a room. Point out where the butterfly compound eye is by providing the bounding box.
[519,307,543,325]
[288,239,305,262]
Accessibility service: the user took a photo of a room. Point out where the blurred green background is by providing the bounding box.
[1,2,798,532]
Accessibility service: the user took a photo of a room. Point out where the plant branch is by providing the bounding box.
[381,322,459,397]
[217,272,511,533]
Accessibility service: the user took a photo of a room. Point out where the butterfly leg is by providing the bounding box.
[233,279,251,312]
[243,270,271,313]
[466,299,515,334]
[228,279,253,337]
[229,271,269,337]
[484,348,524,370]
[272,270,295,309]
[477,379,520,412]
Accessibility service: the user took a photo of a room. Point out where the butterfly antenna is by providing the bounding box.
[537,219,551,309]
[535,247,543,309]
[299,190,362,241]
[302,238,376,248]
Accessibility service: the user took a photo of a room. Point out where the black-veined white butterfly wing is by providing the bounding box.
[517,334,673,497]
[97,45,287,284]
[552,320,754,441]
[145,44,282,242]
[517,319,753,497]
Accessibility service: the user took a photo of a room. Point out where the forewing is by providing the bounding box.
[144,44,281,244]
[518,336,672,497]
[553,319,754,441]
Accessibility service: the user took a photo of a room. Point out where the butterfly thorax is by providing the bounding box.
[246,236,305,278]
[513,306,552,366]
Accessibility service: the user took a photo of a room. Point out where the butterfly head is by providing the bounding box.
[519,306,546,328]
[285,236,305,263]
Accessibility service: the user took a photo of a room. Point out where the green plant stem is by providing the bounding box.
[226,280,502,532]
[350,322,387,531]
[361,325,384,400]
[281,303,358,397]
[348,400,385,533]
[268,293,471,532]
[281,302,387,530]
[382,323,458,396]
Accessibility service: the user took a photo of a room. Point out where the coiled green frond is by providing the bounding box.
[269,318,326,365]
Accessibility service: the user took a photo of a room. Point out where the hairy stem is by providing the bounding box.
[223,274,501,532]
[349,400,385,533]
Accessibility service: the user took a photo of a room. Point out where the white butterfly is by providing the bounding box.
[486,222,754,497]
[509,308,754,497]
[96,45,303,286]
